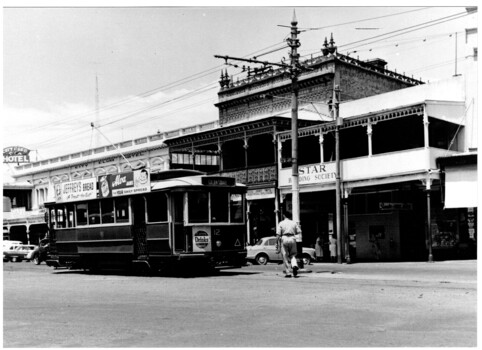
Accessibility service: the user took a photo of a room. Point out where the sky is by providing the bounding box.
[2,2,479,179]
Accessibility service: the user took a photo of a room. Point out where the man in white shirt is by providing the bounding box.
[276,212,300,278]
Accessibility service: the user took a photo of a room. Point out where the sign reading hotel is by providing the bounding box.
[53,178,97,203]
[3,146,31,163]
[279,163,337,187]
[98,169,150,198]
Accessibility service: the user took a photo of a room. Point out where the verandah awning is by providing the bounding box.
[444,164,478,208]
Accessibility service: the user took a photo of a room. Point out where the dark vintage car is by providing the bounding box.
[246,236,316,265]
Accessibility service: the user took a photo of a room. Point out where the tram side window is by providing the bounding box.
[115,197,129,223]
[55,208,66,228]
[188,192,209,223]
[49,209,57,228]
[88,201,101,225]
[76,203,88,226]
[101,199,115,224]
[146,192,168,222]
[66,204,75,228]
[211,192,228,222]
[230,194,244,223]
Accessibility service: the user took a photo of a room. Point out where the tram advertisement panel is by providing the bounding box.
[52,178,97,203]
[98,169,150,198]
[192,226,212,252]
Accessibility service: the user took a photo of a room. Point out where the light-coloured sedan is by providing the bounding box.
[246,236,316,265]
[3,244,36,262]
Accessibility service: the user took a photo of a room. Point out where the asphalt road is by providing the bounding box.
[3,260,477,347]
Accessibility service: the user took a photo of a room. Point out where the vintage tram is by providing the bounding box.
[44,169,247,272]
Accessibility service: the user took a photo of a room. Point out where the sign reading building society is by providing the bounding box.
[279,163,337,187]
[3,146,30,163]
[98,169,151,198]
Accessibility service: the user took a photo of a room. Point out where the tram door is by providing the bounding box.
[131,196,148,259]
[171,192,186,252]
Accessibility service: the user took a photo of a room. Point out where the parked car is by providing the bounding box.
[3,244,36,262]
[246,236,316,265]
[28,239,51,265]
[3,240,23,249]
[3,243,23,262]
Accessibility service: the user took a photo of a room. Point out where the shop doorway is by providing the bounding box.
[249,199,275,245]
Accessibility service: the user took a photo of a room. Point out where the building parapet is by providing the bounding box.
[217,52,424,102]
[12,120,219,177]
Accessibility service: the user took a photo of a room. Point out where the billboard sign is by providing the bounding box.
[53,178,97,203]
[98,169,150,198]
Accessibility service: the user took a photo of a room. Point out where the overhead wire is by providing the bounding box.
[14,40,288,140]
[298,7,431,31]
[340,11,470,52]
[16,9,475,154]
[16,9,437,137]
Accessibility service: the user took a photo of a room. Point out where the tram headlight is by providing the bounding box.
[216,240,222,247]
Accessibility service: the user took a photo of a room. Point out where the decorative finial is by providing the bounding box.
[328,33,337,55]
[330,33,335,47]
[322,37,329,56]
[291,9,297,26]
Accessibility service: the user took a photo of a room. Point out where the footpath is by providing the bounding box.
[298,259,477,285]
[243,260,477,285]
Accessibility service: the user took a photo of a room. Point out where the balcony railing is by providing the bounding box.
[220,165,277,185]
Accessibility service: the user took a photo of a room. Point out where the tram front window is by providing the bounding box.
[188,192,209,223]
[230,194,244,223]
[211,192,228,222]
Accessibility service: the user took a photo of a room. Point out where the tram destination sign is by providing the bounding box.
[202,176,235,187]
[3,146,30,163]
[98,169,151,198]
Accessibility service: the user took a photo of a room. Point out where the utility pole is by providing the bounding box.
[94,74,101,148]
[287,11,303,269]
[454,32,460,77]
[215,11,306,268]
[333,85,343,264]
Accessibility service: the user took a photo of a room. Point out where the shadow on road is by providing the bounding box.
[50,265,260,279]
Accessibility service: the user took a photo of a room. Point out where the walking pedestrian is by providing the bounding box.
[276,212,300,278]
[329,235,337,262]
[315,235,324,262]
